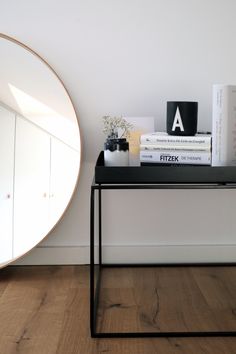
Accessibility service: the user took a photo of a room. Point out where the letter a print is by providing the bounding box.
[172,107,184,132]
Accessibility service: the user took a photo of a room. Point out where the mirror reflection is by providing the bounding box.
[0,35,81,267]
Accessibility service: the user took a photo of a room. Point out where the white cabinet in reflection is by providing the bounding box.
[13,117,51,258]
[0,102,80,262]
[49,137,79,229]
[0,106,15,264]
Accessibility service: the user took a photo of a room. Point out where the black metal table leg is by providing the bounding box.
[90,185,95,337]
[98,187,102,266]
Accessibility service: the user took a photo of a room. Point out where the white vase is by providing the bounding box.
[104,138,129,166]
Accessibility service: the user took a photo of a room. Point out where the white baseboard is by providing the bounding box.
[12,244,236,265]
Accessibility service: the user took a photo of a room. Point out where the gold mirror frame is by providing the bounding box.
[0,33,82,268]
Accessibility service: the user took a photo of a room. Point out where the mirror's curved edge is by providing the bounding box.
[0,33,82,269]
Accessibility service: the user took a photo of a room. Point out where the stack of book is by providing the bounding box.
[140,132,212,165]
[212,84,236,166]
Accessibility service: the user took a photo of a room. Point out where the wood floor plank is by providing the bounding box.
[98,267,229,333]
[55,287,90,353]
[192,266,236,331]
[1,265,236,354]
[0,266,12,298]
[0,266,78,354]
[97,288,140,333]
[151,267,222,332]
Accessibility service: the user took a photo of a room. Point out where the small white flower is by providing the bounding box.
[102,116,133,139]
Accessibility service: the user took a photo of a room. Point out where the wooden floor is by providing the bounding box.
[0,266,236,354]
[98,266,236,334]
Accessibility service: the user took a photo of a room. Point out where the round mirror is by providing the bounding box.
[0,34,81,268]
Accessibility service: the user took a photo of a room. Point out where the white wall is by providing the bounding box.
[2,0,236,264]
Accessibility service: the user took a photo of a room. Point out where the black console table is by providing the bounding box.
[90,152,236,338]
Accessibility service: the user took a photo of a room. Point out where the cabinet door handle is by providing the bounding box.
[6,194,11,199]
[43,192,47,198]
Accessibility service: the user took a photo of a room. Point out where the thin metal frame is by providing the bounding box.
[90,179,236,338]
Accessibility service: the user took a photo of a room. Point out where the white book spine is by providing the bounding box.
[140,144,211,152]
[140,150,211,165]
[140,133,211,146]
[212,84,236,166]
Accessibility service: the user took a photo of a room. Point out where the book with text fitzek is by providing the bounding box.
[140,150,211,165]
